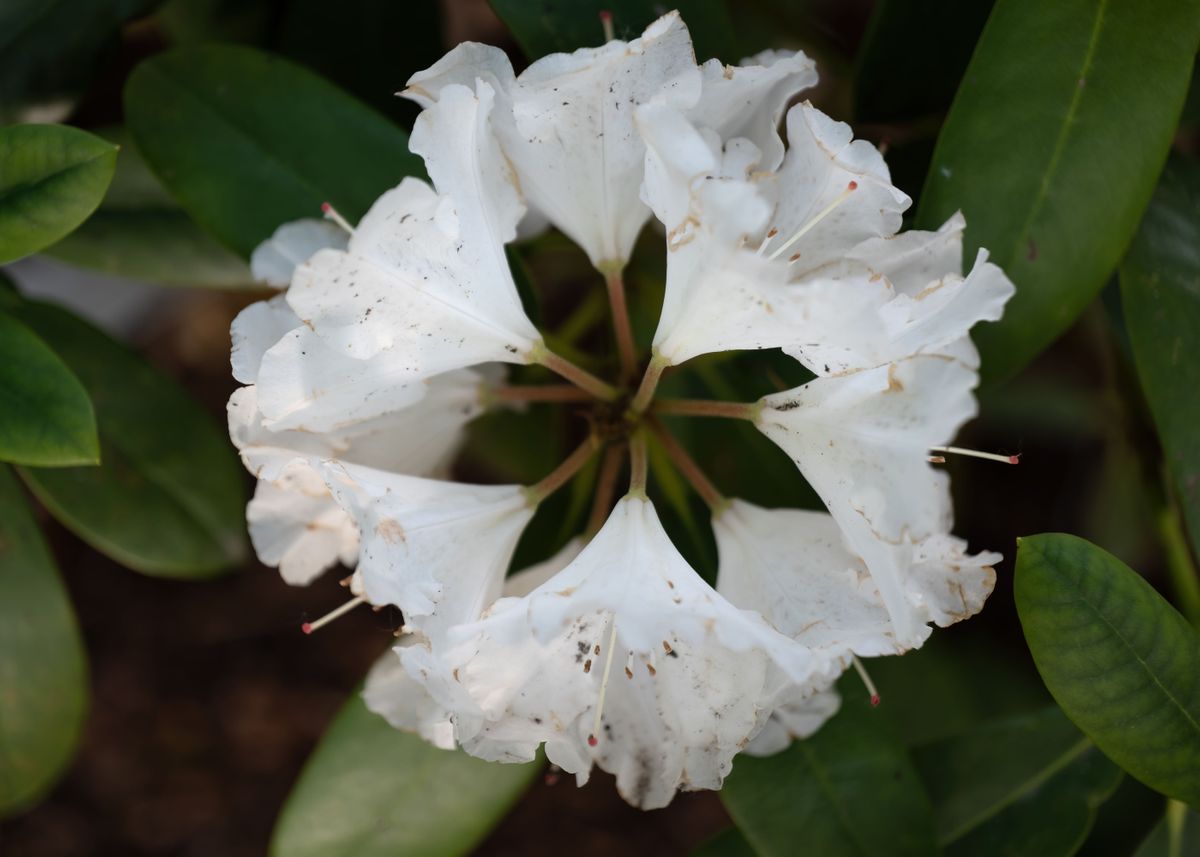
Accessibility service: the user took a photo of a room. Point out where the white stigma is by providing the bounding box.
[320,201,356,235]
[301,594,366,634]
[767,180,859,262]
[588,616,620,747]
[930,445,1021,465]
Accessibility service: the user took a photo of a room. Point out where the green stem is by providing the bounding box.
[1158,498,1200,627]
[526,435,601,505]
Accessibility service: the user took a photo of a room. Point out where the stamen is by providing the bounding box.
[599,10,615,42]
[930,445,1021,465]
[625,651,635,679]
[588,617,620,747]
[852,655,881,706]
[320,201,355,235]
[767,180,858,262]
[755,227,779,256]
[301,595,366,634]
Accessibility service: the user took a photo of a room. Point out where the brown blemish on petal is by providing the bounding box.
[886,364,904,392]
[374,518,406,544]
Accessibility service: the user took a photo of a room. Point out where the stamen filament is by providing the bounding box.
[585,444,626,537]
[930,445,1021,465]
[629,353,669,414]
[852,655,881,706]
[491,384,593,404]
[599,9,615,42]
[532,344,620,401]
[301,595,366,634]
[602,266,638,382]
[526,435,601,505]
[652,398,761,420]
[767,180,858,262]
[648,418,726,511]
[320,201,355,235]
[589,616,620,746]
[756,227,779,256]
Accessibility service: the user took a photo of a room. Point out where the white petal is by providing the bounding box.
[691,50,818,171]
[250,219,347,288]
[907,534,1000,628]
[436,497,836,808]
[745,685,841,757]
[766,102,910,277]
[319,462,534,634]
[756,357,978,644]
[713,500,906,657]
[844,211,966,291]
[404,42,516,109]
[364,646,457,750]
[229,295,299,385]
[246,464,358,585]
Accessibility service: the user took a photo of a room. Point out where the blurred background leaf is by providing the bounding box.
[0,311,98,467]
[43,128,254,288]
[490,0,741,62]
[0,0,159,123]
[0,124,117,265]
[0,465,88,817]
[913,706,1120,855]
[1135,802,1200,856]
[125,44,422,257]
[1016,534,1200,807]
[1120,156,1200,615]
[270,690,539,857]
[721,677,937,857]
[9,300,247,578]
[917,0,1200,383]
[691,828,758,857]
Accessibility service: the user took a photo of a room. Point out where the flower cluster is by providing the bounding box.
[228,12,1014,809]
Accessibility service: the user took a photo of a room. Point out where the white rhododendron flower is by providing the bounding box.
[228,9,1017,810]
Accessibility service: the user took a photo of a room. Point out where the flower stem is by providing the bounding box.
[491,384,593,404]
[629,353,668,414]
[526,435,601,505]
[602,265,637,382]
[532,344,620,401]
[628,430,649,498]
[648,418,726,512]
[585,444,626,538]
[1158,498,1200,627]
[652,398,761,420]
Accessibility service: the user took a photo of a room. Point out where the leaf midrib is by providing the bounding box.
[0,149,114,209]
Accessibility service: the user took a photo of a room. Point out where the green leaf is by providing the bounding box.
[0,465,87,816]
[10,301,247,577]
[0,124,118,265]
[692,828,759,857]
[1120,156,1200,562]
[913,706,1121,854]
[916,0,1200,383]
[1015,533,1200,807]
[490,0,740,62]
[44,128,253,288]
[271,690,538,857]
[0,311,98,467]
[1135,802,1200,857]
[0,0,158,121]
[125,44,421,258]
[721,677,938,857]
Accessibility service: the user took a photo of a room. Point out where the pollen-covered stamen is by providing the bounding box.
[301,595,367,634]
[599,10,615,42]
[851,655,881,706]
[588,616,620,747]
[320,201,355,235]
[767,180,859,262]
[930,445,1021,465]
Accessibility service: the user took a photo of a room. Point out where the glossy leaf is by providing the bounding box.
[10,301,247,577]
[125,45,421,257]
[0,124,117,265]
[917,0,1200,382]
[0,0,158,121]
[1120,156,1200,557]
[721,678,937,857]
[0,465,88,816]
[44,129,253,288]
[0,312,98,467]
[271,690,538,857]
[490,0,740,62]
[913,706,1121,854]
[1015,534,1200,807]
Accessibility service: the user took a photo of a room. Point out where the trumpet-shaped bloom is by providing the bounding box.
[249,219,347,288]
[755,356,982,645]
[419,497,840,808]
